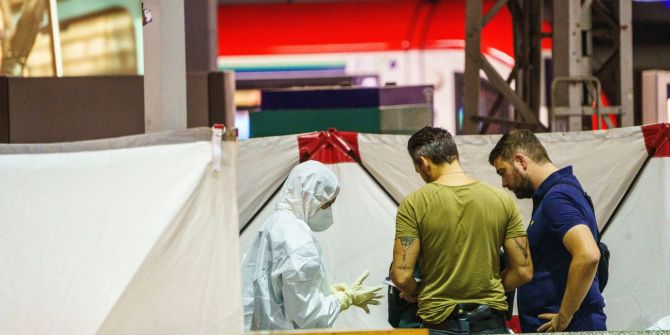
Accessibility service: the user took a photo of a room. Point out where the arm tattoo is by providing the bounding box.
[400,237,415,250]
[399,237,416,270]
[513,237,530,264]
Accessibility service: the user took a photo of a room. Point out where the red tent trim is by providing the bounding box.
[297,129,360,164]
[642,123,670,157]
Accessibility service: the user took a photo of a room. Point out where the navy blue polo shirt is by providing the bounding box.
[517,166,606,332]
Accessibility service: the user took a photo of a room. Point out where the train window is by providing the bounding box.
[26,7,136,76]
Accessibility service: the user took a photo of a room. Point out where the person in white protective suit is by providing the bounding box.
[241,160,383,330]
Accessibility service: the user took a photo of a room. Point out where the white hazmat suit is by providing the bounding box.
[241,160,381,330]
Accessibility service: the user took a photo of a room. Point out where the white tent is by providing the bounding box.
[0,128,243,334]
[601,124,670,330]
[237,124,670,330]
[2,123,665,332]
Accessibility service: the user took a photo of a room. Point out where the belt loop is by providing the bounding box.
[455,304,468,333]
[458,317,470,333]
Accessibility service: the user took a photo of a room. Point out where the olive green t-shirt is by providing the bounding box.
[395,181,526,324]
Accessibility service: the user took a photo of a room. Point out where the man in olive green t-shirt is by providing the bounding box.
[390,127,533,334]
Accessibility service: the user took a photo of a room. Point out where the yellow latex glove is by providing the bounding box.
[334,290,353,311]
[331,283,348,293]
[333,271,384,313]
[332,282,353,311]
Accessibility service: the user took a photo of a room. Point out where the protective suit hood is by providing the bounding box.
[275,160,339,232]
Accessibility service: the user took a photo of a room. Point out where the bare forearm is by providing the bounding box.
[391,237,420,296]
[559,256,598,317]
[395,279,417,295]
[391,267,418,303]
[502,236,533,292]
[501,266,532,292]
[392,273,418,294]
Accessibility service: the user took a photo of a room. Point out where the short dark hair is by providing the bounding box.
[488,129,551,165]
[407,126,459,165]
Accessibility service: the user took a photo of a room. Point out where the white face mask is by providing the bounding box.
[307,207,334,232]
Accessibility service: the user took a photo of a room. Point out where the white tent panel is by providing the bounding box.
[535,127,647,230]
[0,141,243,334]
[358,133,423,204]
[237,135,299,229]
[318,163,396,329]
[0,128,212,155]
[360,128,647,230]
[602,157,670,330]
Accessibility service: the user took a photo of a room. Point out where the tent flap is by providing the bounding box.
[0,136,242,334]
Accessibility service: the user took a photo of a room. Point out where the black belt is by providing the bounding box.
[422,304,507,333]
[423,316,506,333]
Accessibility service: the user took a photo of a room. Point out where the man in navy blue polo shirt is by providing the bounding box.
[488,130,606,332]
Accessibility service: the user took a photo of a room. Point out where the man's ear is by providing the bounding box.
[418,156,431,169]
[514,153,529,171]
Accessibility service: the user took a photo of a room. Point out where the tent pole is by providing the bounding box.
[600,149,655,237]
[347,155,400,207]
[239,174,292,235]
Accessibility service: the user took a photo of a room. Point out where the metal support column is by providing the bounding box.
[142,0,188,133]
[525,0,542,115]
[469,0,632,133]
[552,0,630,131]
[464,0,482,131]
[552,0,584,131]
[616,0,634,126]
[466,0,546,134]
[184,0,218,72]
[45,0,62,77]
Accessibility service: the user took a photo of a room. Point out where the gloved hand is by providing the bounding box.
[333,271,384,313]
[331,283,348,293]
[332,282,351,309]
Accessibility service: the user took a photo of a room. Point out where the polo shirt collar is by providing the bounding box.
[533,165,573,202]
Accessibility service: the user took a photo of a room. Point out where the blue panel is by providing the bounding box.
[261,87,380,109]
[260,85,433,110]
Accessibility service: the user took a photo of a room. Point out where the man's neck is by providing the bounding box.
[431,162,475,186]
[531,162,559,190]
